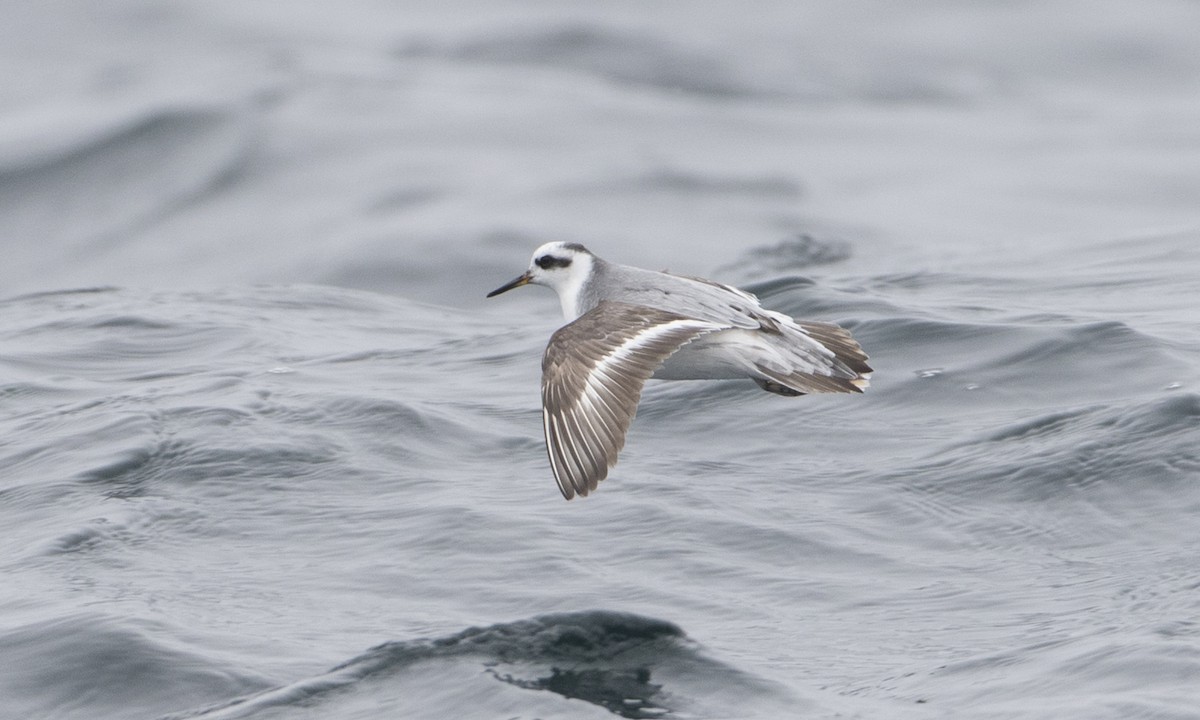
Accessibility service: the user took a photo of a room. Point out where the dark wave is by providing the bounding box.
[163,610,787,719]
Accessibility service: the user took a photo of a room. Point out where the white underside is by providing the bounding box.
[652,325,839,382]
[652,330,772,380]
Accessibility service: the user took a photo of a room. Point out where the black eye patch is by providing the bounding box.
[535,255,572,269]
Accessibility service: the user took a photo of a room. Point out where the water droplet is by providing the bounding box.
[267,366,295,374]
[964,383,980,391]
[916,368,943,378]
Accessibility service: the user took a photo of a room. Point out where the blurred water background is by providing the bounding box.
[3,2,1200,718]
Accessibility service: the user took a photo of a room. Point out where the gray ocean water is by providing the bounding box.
[4,2,1200,718]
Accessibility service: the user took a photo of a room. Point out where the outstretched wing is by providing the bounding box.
[541,301,726,499]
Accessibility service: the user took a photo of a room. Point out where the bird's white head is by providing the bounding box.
[486,242,595,320]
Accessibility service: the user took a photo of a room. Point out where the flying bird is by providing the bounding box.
[487,242,871,499]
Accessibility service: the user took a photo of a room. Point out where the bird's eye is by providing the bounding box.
[535,255,571,270]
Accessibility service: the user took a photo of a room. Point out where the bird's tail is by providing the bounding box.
[753,320,872,395]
